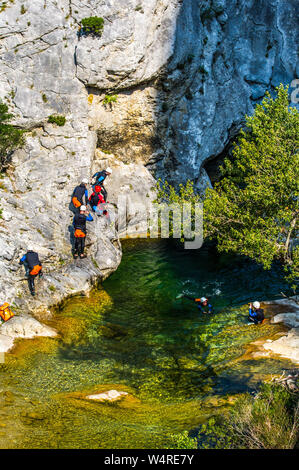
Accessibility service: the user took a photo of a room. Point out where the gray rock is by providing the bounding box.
[0,314,57,339]
[0,0,297,319]
[0,334,14,353]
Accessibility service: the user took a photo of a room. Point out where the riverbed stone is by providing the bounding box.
[86,390,128,402]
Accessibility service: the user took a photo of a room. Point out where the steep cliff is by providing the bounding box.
[0,0,297,313]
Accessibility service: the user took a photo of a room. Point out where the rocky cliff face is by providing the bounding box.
[0,0,297,313]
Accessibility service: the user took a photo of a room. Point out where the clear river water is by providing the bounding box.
[0,239,294,448]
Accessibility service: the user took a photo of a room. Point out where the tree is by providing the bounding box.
[156,85,299,289]
[0,100,24,171]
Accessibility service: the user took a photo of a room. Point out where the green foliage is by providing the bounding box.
[155,179,202,242]
[165,431,197,449]
[80,17,104,37]
[0,100,24,171]
[47,115,66,126]
[204,85,299,288]
[103,94,118,108]
[41,93,48,103]
[198,383,299,449]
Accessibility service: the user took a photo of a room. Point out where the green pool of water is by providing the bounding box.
[0,239,294,448]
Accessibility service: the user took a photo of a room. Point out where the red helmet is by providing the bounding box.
[95,185,102,193]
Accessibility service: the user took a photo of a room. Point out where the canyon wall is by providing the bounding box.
[0,0,297,312]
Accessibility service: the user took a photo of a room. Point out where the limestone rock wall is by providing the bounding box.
[0,0,297,313]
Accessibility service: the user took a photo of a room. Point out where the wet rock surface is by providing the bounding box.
[260,299,299,364]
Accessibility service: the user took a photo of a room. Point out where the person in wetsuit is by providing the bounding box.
[248,301,264,324]
[91,167,112,202]
[19,250,43,296]
[182,295,214,314]
[71,178,89,212]
[73,205,93,258]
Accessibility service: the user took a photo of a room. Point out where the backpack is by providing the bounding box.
[0,303,15,322]
[30,265,42,276]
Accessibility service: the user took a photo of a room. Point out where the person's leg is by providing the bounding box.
[74,237,79,256]
[79,237,86,257]
[101,185,107,202]
[28,275,35,296]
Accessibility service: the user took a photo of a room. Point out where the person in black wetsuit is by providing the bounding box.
[73,205,93,258]
[180,294,214,314]
[91,167,112,202]
[248,301,264,324]
[19,250,43,296]
[71,178,89,212]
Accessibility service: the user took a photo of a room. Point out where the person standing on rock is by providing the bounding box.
[91,167,112,202]
[248,301,265,325]
[88,185,109,219]
[73,205,93,259]
[19,249,43,297]
[71,178,89,212]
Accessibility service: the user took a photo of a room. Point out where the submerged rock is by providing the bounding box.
[86,390,128,402]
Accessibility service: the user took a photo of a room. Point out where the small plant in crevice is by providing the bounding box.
[48,115,66,126]
[20,4,26,14]
[135,4,144,13]
[79,16,104,37]
[41,93,48,103]
[103,94,118,109]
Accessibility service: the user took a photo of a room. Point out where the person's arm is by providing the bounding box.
[92,172,98,179]
[208,304,214,314]
[183,294,196,301]
[249,307,257,318]
[86,214,93,222]
[19,254,26,265]
[84,189,88,204]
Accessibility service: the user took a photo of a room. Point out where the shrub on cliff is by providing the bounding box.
[157,85,299,290]
[0,100,24,171]
[79,17,104,37]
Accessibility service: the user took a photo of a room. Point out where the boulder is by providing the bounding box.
[0,314,57,340]
[263,328,299,364]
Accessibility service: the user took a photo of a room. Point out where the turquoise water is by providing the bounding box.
[0,239,293,449]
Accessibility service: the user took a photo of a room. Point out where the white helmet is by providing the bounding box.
[80,205,87,211]
[82,178,88,184]
[106,167,112,174]
[201,297,208,303]
[253,301,260,309]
